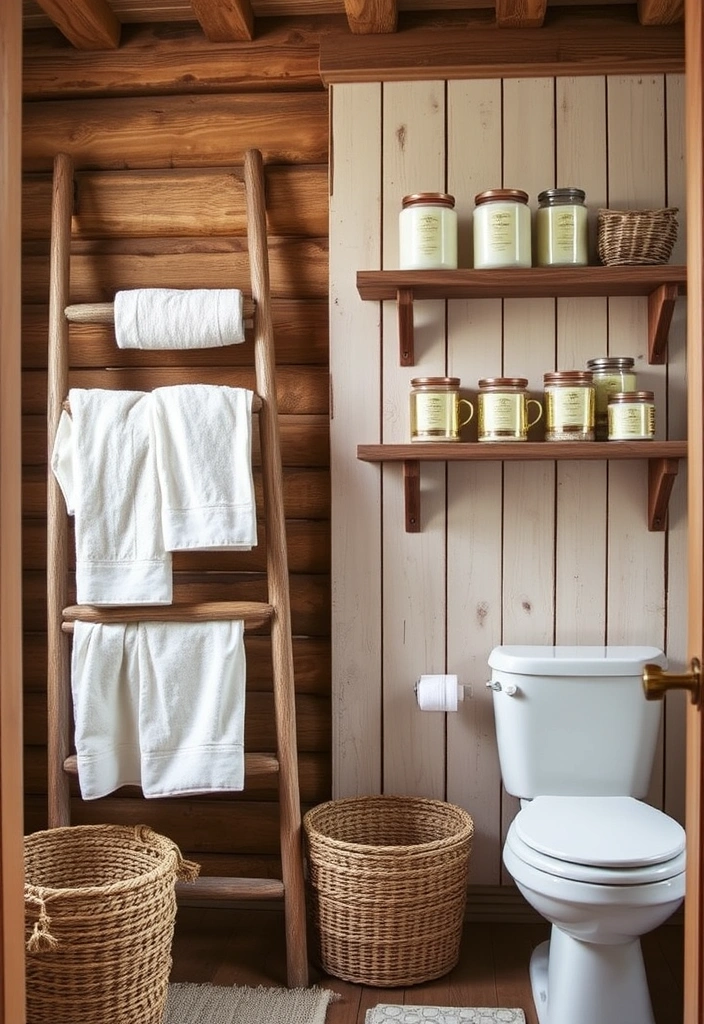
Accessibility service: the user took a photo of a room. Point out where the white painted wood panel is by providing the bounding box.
[381,81,447,797]
[330,73,687,891]
[329,83,383,797]
[446,78,504,884]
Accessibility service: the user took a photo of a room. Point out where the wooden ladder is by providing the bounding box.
[45,148,309,988]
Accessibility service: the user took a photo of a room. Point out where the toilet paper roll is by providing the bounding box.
[416,674,462,712]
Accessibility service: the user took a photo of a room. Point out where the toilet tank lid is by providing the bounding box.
[488,645,667,676]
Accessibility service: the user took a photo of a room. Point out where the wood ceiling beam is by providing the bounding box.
[343,0,397,35]
[31,0,121,48]
[188,0,254,42]
[637,0,684,24]
[495,0,547,28]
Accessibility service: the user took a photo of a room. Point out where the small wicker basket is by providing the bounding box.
[597,207,679,266]
[24,824,200,1024]
[303,795,474,987]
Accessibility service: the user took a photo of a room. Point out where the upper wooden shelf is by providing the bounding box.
[356,266,687,366]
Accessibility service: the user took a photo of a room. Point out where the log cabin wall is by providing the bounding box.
[330,74,689,901]
[21,24,331,880]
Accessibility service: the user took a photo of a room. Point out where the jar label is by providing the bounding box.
[416,213,442,256]
[608,403,655,440]
[479,393,524,436]
[487,209,516,254]
[411,393,458,438]
[546,387,594,429]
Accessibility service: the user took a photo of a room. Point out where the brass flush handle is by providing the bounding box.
[643,659,701,705]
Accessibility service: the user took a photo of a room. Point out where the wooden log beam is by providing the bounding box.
[189,0,255,42]
[319,9,685,83]
[637,0,684,25]
[32,0,121,49]
[343,0,397,34]
[495,0,547,29]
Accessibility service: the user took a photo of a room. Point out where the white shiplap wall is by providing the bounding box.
[329,74,687,888]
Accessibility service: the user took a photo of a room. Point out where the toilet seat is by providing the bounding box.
[507,795,686,885]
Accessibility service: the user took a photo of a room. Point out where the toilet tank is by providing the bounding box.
[488,645,667,800]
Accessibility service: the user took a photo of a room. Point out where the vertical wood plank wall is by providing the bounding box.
[330,74,688,892]
[20,35,331,879]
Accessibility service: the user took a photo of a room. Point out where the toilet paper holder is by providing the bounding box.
[415,674,469,712]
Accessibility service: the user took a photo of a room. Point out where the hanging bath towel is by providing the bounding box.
[51,389,172,605]
[150,384,257,551]
[71,620,246,799]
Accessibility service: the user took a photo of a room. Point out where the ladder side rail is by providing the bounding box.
[46,153,74,827]
[243,148,309,988]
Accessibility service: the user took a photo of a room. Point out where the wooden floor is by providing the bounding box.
[170,905,685,1024]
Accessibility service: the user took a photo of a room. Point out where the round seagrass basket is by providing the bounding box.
[24,824,200,1024]
[303,795,474,987]
[597,207,679,266]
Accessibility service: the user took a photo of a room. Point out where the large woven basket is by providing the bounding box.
[24,824,200,1024]
[597,207,679,265]
[303,795,473,987]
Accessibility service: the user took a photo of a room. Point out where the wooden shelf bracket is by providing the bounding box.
[648,457,680,530]
[648,283,680,364]
[397,288,415,366]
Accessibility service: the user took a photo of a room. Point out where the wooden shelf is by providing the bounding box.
[356,266,686,366]
[357,440,687,533]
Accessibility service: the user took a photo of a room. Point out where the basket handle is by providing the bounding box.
[133,825,200,883]
[24,889,59,953]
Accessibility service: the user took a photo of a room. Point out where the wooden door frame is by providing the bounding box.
[0,0,27,1020]
[685,2,704,1020]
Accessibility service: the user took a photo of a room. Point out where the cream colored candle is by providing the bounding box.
[473,189,531,269]
[399,193,458,270]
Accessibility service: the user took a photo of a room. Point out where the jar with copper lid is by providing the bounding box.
[586,356,637,440]
[473,189,531,269]
[607,391,655,441]
[477,377,543,442]
[543,371,595,441]
[399,193,458,270]
[409,377,474,443]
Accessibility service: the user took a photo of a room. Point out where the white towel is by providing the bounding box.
[71,621,142,800]
[71,620,246,799]
[51,390,172,605]
[114,289,245,349]
[150,384,257,551]
[138,620,246,797]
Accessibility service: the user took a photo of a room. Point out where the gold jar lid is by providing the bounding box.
[410,376,461,388]
[402,193,455,209]
[478,377,529,390]
[544,370,594,385]
[608,391,655,403]
[475,189,529,206]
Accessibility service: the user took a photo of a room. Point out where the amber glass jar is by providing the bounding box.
[409,377,474,442]
[477,377,543,442]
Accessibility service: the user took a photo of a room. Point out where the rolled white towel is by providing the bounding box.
[114,288,245,349]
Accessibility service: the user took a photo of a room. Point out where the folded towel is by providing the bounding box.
[51,390,172,605]
[138,620,246,797]
[151,384,257,551]
[114,289,245,349]
[70,620,246,799]
[71,621,142,799]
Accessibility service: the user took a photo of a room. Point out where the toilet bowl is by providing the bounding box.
[503,795,686,1024]
[487,645,687,1024]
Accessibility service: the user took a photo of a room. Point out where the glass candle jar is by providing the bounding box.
[477,377,543,442]
[608,391,655,441]
[399,193,458,270]
[409,377,474,443]
[536,188,588,267]
[473,189,531,269]
[586,356,637,440]
[543,371,595,441]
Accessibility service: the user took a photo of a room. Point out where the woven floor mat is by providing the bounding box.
[165,983,337,1024]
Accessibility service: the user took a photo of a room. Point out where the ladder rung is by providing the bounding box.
[63,751,279,778]
[176,875,285,902]
[62,601,275,629]
[64,298,256,326]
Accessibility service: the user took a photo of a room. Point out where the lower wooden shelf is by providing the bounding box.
[356,440,687,533]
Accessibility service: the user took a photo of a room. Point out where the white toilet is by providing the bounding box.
[488,645,686,1024]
